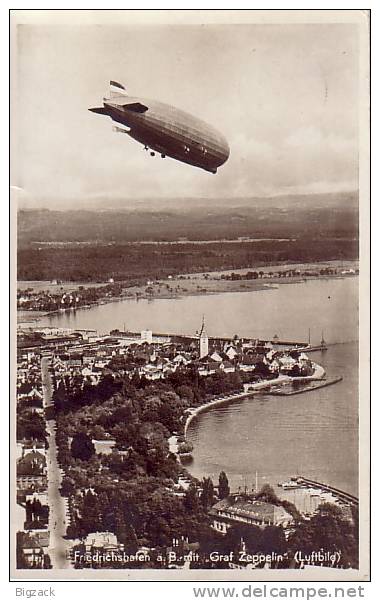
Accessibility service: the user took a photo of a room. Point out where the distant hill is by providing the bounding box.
[17,191,358,247]
[19,190,358,212]
[113,190,359,212]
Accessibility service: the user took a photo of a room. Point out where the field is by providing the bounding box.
[17,193,359,284]
[17,281,108,293]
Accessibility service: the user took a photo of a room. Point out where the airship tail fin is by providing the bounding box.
[88,106,108,115]
[113,125,131,134]
[110,80,127,98]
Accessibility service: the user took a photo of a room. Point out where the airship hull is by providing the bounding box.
[90,88,229,173]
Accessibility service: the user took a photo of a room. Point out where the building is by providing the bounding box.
[17,450,47,491]
[225,345,238,361]
[209,495,294,535]
[210,351,223,362]
[83,531,120,552]
[71,531,125,567]
[16,532,49,569]
[141,330,153,344]
[199,316,209,359]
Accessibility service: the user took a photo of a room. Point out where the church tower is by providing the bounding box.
[199,315,209,358]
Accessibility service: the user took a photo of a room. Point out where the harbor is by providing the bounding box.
[185,341,358,499]
[277,475,358,519]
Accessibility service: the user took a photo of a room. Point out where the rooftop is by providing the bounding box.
[210,495,293,524]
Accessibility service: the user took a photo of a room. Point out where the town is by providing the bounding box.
[16,320,358,570]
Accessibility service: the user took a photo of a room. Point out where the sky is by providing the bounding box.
[13,19,360,209]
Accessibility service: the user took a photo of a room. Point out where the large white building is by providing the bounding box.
[209,495,294,535]
[141,330,153,344]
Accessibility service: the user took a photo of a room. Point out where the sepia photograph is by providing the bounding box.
[10,9,370,582]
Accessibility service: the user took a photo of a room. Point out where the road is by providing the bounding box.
[41,357,72,569]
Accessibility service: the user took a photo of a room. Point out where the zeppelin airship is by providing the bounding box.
[89,81,230,174]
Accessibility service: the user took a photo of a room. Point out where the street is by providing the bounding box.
[41,357,72,569]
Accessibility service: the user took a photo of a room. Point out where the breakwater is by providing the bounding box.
[269,376,343,396]
[295,476,358,506]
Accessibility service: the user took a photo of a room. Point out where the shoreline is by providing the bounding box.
[17,261,358,325]
[170,362,356,494]
[182,362,326,440]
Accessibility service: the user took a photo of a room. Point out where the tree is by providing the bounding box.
[309,503,358,567]
[53,381,67,410]
[43,553,52,569]
[80,490,102,534]
[218,471,230,500]
[222,523,262,555]
[92,424,107,440]
[289,364,302,378]
[17,411,47,442]
[259,526,286,555]
[147,515,171,547]
[200,477,215,510]
[287,503,358,568]
[178,441,194,455]
[60,476,75,497]
[255,484,279,505]
[254,361,272,378]
[176,384,195,403]
[70,432,95,461]
[184,484,200,512]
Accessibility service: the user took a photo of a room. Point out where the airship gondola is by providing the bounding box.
[89,81,230,174]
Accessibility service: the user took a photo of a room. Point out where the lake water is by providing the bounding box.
[43,277,358,345]
[42,276,359,496]
[185,342,358,497]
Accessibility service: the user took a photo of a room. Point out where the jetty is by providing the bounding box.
[293,476,358,507]
[296,330,328,353]
[302,344,328,353]
[269,376,343,396]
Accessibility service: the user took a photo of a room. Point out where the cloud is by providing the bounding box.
[14,22,359,207]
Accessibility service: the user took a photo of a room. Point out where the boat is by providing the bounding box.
[278,480,300,489]
[304,329,328,352]
[310,489,323,497]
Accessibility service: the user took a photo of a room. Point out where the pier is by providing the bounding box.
[290,476,358,507]
[268,376,342,396]
[301,344,328,353]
